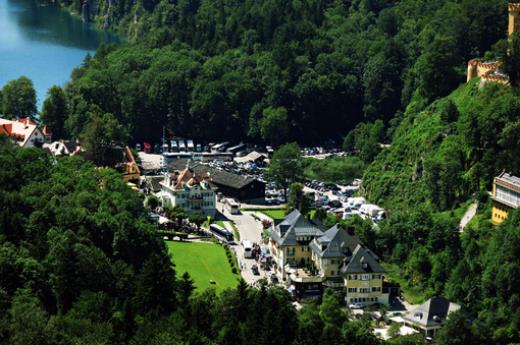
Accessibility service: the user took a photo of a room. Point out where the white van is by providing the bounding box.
[243,240,253,258]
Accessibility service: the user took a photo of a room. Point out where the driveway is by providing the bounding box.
[217,201,270,285]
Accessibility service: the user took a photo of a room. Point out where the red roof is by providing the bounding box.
[42,125,52,135]
[0,123,13,135]
[18,117,36,126]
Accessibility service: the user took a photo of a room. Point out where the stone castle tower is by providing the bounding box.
[509,3,520,36]
[467,3,520,84]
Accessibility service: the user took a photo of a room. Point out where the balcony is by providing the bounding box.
[286,265,325,284]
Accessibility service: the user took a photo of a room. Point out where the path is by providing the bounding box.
[217,201,270,285]
[459,201,478,232]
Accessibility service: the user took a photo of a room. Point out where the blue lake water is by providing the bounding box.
[0,0,121,107]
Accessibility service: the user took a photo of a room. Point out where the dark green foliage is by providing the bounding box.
[343,120,385,163]
[1,76,37,119]
[497,32,520,85]
[40,86,69,140]
[303,156,365,184]
[288,182,312,216]
[435,311,474,345]
[80,112,129,166]
[364,82,520,211]
[49,0,510,145]
[267,143,303,193]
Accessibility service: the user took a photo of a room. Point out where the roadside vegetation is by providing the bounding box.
[303,156,364,184]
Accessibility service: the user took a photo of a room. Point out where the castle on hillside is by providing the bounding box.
[467,3,520,85]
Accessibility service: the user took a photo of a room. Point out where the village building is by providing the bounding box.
[403,296,461,338]
[491,172,520,225]
[158,161,217,216]
[119,146,141,182]
[267,209,326,282]
[268,210,390,304]
[0,118,45,148]
[43,140,82,157]
[341,244,388,305]
[168,159,265,202]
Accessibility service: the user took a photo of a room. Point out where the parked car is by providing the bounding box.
[251,264,260,275]
[269,273,279,284]
[349,302,364,309]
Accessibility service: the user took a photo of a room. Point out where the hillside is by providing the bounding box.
[363,80,520,212]
[43,0,509,145]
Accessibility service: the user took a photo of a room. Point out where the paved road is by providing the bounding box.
[217,201,270,285]
[459,201,478,232]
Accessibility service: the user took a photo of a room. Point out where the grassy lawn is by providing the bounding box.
[242,208,316,221]
[166,241,240,292]
[260,209,287,220]
[382,262,429,305]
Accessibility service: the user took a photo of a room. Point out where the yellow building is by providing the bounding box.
[268,211,389,304]
[341,244,389,305]
[267,209,325,281]
[309,225,362,289]
[492,172,520,225]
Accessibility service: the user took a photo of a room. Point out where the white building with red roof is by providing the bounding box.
[0,117,45,148]
[158,160,217,216]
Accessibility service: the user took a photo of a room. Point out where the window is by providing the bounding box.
[361,274,370,281]
[372,274,380,279]
[372,287,381,292]
[359,288,370,294]
[348,288,357,293]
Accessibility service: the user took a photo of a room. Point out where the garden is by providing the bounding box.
[166,241,240,292]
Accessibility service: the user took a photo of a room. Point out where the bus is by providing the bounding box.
[243,240,253,258]
[187,139,195,152]
[178,140,186,152]
[170,140,178,152]
[212,141,230,152]
[209,224,234,242]
[225,198,241,215]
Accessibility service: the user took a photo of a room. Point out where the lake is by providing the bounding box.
[0,0,121,108]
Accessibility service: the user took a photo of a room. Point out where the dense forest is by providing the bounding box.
[37,0,508,145]
[1,137,519,344]
[1,0,520,344]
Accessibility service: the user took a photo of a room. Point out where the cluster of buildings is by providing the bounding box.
[147,158,266,216]
[266,210,468,340]
[467,3,520,85]
[267,209,393,304]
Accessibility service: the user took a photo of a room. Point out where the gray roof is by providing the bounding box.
[309,225,361,258]
[404,296,461,329]
[341,244,385,274]
[497,172,520,187]
[147,176,164,193]
[268,209,324,246]
[168,159,263,190]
